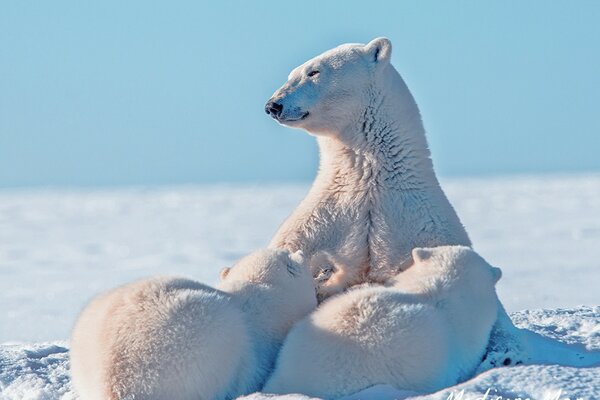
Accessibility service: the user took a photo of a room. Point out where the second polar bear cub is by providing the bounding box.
[70,249,317,400]
[263,246,501,399]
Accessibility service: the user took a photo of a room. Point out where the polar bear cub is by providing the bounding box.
[70,249,317,400]
[263,246,501,399]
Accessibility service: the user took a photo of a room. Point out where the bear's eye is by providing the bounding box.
[307,70,320,77]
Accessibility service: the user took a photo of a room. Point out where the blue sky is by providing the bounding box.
[1,1,599,187]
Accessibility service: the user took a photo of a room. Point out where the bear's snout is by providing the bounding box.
[265,100,283,119]
[265,99,309,123]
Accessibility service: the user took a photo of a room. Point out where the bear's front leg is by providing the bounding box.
[477,301,529,372]
[309,251,369,302]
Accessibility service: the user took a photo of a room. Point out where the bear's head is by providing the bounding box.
[265,37,393,139]
[219,248,317,330]
[392,246,501,321]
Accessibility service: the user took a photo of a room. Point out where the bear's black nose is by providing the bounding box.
[265,101,283,118]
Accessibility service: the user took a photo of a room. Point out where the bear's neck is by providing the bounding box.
[231,285,289,365]
[219,284,288,391]
[317,65,439,192]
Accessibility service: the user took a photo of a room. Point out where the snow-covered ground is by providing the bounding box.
[1,307,599,399]
[1,174,599,399]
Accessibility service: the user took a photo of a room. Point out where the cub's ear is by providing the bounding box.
[491,266,503,283]
[290,250,305,265]
[364,37,392,65]
[412,247,433,263]
[219,267,231,280]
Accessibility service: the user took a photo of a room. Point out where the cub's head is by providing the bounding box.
[265,37,392,138]
[219,248,317,323]
[394,246,502,309]
[399,246,502,366]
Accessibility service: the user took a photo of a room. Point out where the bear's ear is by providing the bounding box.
[491,266,502,283]
[219,267,231,280]
[290,250,305,265]
[412,247,433,263]
[364,37,392,65]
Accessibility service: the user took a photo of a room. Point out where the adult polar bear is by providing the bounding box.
[265,37,470,296]
[265,37,523,368]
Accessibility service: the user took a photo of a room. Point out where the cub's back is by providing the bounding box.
[265,287,452,398]
[70,277,250,400]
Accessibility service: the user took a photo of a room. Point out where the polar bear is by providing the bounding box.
[265,37,470,298]
[263,246,501,399]
[265,37,524,368]
[69,249,317,400]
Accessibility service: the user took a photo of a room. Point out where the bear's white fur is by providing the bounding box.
[266,37,525,368]
[70,249,317,400]
[263,246,501,399]
[266,37,470,299]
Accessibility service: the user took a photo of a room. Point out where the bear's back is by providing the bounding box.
[70,277,252,400]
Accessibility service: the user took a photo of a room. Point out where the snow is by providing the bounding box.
[1,173,599,399]
[0,343,74,400]
[2,307,598,400]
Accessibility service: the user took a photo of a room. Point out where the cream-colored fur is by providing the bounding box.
[70,249,317,400]
[263,246,501,399]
